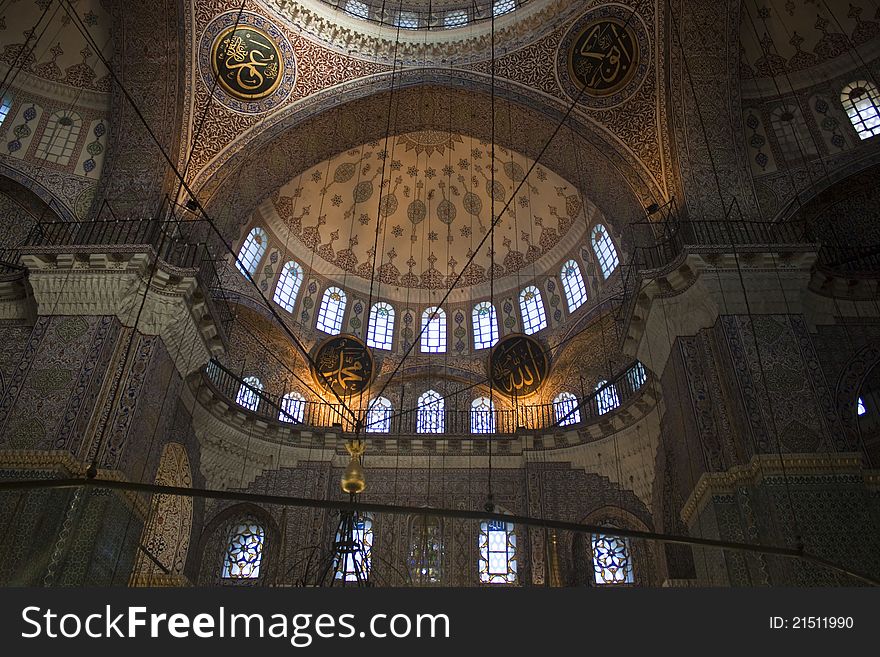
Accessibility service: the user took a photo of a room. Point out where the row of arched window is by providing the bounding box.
[236,224,619,351]
[342,0,519,29]
[220,515,634,585]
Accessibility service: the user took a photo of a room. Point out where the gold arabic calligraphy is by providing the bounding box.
[213,27,283,100]
[314,338,373,395]
[570,19,636,95]
[491,337,548,396]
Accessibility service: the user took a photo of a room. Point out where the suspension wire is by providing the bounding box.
[0,0,61,98]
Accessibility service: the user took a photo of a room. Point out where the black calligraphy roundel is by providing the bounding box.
[311,334,374,397]
[211,25,284,101]
[568,18,638,97]
[488,334,550,398]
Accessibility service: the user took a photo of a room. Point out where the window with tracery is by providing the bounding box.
[553,391,580,426]
[626,361,647,391]
[344,0,369,19]
[222,522,265,579]
[273,261,303,312]
[470,397,495,434]
[858,396,867,416]
[36,110,82,165]
[519,286,547,334]
[591,533,634,585]
[561,259,588,313]
[279,391,305,423]
[421,307,447,353]
[316,287,347,335]
[769,104,818,163]
[596,379,620,415]
[841,80,880,140]
[444,10,468,28]
[592,224,619,279]
[236,227,267,278]
[367,302,395,350]
[472,302,498,350]
[479,519,517,584]
[334,513,373,582]
[417,389,444,434]
[236,376,263,412]
[394,11,419,28]
[493,0,516,16]
[408,515,443,584]
[365,396,393,433]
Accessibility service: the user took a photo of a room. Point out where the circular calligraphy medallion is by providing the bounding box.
[488,334,550,398]
[212,25,284,101]
[311,334,375,397]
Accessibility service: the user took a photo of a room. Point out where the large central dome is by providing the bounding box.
[257,131,592,303]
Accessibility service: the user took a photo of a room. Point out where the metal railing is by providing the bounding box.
[203,358,650,437]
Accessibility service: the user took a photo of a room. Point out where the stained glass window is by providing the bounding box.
[279,391,305,423]
[519,286,547,334]
[236,227,267,278]
[561,259,588,312]
[344,0,369,19]
[857,396,867,416]
[479,519,517,584]
[0,96,12,128]
[841,81,880,140]
[591,533,634,585]
[470,397,495,434]
[366,396,393,433]
[273,261,303,312]
[553,391,580,426]
[472,302,498,350]
[367,302,395,350]
[421,307,447,353]
[316,287,347,335]
[408,515,443,584]
[222,522,265,579]
[36,110,82,165]
[493,0,516,16]
[417,389,444,434]
[596,379,620,415]
[626,361,647,391]
[444,9,468,27]
[236,376,262,412]
[769,104,817,163]
[592,224,619,279]
[334,513,373,582]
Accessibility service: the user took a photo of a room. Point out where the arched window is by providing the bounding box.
[0,96,12,128]
[421,307,447,353]
[408,515,443,584]
[36,110,82,165]
[519,286,547,334]
[560,259,588,312]
[316,287,347,335]
[344,0,369,19]
[626,361,647,391]
[236,376,262,412]
[334,513,373,582]
[553,391,581,426]
[279,391,305,423]
[417,390,444,434]
[367,302,395,350]
[236,227,267,278]
[222,522,265,579]
[592,224,619,279]
[394,11,419,28]
[857,397,867,416]
[841,80,880,140]
[365,396,393,433]
[769,104,817,163]
[493,0,516,17]
[596,379,620,415]
[470,397,495,434]
[273,261,303,313]
[479,519,517,583]
[591,533,634,585]
[444,9,468,28]
[472,302,498,350]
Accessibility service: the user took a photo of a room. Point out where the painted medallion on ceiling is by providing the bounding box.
[199,12,296,113]
[312,334,375,397]
[489,333,549,397]
[557,4,650,108]
[267,131,587,295]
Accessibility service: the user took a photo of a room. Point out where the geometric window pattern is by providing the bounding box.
[444,10,468,28]
[595,379,620,415]
[394,11,419,29]
[857,396,867,416]
[560,259,588,313]
[470,396,495,434]
[316,287,347,335]
[236,227,267,278]
[417,389,444,434]
[553,391,581,426]
[366,396,393,433]
[0,96,12,128]
[279,391,305,423]
[841,80,880,140]
[519,286,547,335]
[472,301,498,350]
[591,533,634,585]
[591,224,619,279]
[236,376,263,412]
[408,515,443,584]
[493,0,517,17]
[345,0,369,19]
[36,110,82,165]
[222,522,265,579]
[367,302,395,350]
[479,519,517,584]
[421,307,447,353]
[769,104,817,163]
[334,513,373,582]
[273,261,303,312]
